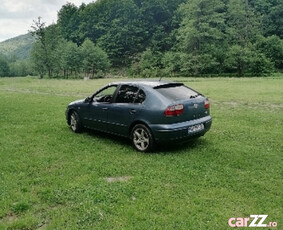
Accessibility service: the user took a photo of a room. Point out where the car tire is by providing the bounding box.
[69,111,82,133]
[131,124,154,152]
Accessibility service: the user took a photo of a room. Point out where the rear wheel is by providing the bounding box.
[131,124,154,152]
[69,111,82,133]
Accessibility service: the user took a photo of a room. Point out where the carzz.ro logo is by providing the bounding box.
[228,215,278,228]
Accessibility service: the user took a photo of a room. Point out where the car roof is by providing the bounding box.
[110,80,183,88]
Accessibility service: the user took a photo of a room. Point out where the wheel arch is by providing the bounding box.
[129,120,154,138]
[129,120,155,152]
[67,108,78,125]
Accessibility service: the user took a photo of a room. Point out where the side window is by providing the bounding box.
[134,89,146,104]
[93,85,117,103]
[116,85,139,103]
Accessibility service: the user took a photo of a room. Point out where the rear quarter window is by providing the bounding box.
[134,89,146,104]
[155,85,198,101]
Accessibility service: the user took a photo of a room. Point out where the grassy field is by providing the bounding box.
[0,76,282,229]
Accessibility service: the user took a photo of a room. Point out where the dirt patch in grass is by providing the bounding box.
[106,176,133,183]
[37,218,50,230]
[0,214,18,223]
[7,214,17,222]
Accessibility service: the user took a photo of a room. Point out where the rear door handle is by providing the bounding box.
[129,109,136,114]
[102,107,108,111]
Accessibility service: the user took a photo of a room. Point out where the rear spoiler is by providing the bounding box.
[153,83,184,89]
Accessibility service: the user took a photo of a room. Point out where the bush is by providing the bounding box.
[139,49,162,78]
[161,52,182,76]
[248,52,273,76]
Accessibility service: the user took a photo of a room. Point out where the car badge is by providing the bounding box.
[193,104,198,109]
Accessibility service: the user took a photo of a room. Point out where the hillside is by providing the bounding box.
[0,33,35,60]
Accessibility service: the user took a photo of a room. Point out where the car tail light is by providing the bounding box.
[164,104,184,116]
[204,98,210,109]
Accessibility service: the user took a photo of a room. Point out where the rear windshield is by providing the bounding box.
[155,85,199,101]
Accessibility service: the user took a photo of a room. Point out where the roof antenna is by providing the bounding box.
[159,76,163,81]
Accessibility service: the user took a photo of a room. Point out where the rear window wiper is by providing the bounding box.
[190,93,201,99]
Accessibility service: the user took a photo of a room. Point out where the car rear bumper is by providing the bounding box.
[150,116,212,143]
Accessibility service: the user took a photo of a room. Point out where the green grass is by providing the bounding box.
[0,76,282,229]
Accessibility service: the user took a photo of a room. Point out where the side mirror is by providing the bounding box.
[85,97,92,103]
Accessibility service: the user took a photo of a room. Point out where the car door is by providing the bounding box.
[107,85,146,137]
[86,85,118,131]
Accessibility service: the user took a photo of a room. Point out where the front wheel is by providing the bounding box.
[131,124,154,152]
[69,111,82,133]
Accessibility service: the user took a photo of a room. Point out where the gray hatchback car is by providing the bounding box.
[66,80,212,152]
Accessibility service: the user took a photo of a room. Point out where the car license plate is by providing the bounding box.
[188,124,204,134]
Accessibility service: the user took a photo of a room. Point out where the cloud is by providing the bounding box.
[0,0,95,42]
[0,19,32,41]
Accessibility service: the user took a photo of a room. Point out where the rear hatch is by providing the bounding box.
[154,83,210,124]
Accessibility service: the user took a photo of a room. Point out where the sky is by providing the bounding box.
[0,0,95,42]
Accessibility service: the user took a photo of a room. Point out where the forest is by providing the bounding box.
[0,0,282,78]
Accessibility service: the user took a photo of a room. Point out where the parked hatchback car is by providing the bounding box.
[66,80,212,152]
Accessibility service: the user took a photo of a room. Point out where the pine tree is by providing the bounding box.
[176,0,226,75]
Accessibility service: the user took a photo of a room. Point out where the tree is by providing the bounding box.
[225,0,271,75]
[255,35,283,69]
[226,0,260,47]
[0,55,10,77]
[9,59,33,77]
[248,51,273,76]
[30,19,63,78]
[251,0,283,38]
[28,0,282,77]
[161,51,182,76]
[138,48,161,77]
[224,45,251,76]
[176,0,226,75]
[96,0,146,65]
[30,17,51,78]
[76,0,187,65]
[224,45,273,76]
[57,3,78,38]
[60,41,82,77]
[138,0,187,52]
[80,39,110,78]
[30,42,46,78]
[57,3,84,45]
[262,1,283,38]
[46,25,65,77]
